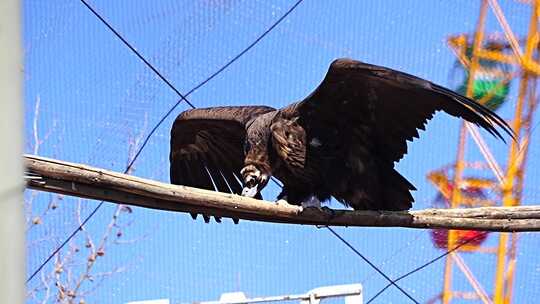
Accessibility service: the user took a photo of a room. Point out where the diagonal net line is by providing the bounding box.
[26,0,305,283]
[30,4,413,304]
[366,231,489,304]
[79,0,196,108]
[326,226,420,304]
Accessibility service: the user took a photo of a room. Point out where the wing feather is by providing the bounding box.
[287,58,513,164]
[278,58,513,210]
[170,106,275,194]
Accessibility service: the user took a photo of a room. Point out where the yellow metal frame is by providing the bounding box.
[432,0,539,303]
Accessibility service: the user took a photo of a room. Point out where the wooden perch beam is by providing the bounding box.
[23,154,540,232]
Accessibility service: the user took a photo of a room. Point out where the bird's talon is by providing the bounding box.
[321,206,336,218]
[275,199,290,206]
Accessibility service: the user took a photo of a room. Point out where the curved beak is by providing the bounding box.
[240,164,268,198]
[241,184,259,198]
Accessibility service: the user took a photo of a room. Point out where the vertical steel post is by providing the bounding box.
[442,2,488,303]
[493,2,538,303]
[0,0,25,302]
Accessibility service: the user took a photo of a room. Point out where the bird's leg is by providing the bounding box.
[277,188,311,207]
[299,195,336,220]
[276,188,334,218]
[276,188,291,206]
[301,195,321,208]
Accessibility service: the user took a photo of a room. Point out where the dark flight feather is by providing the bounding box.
[170,106,275,195]
[170,58,513,211]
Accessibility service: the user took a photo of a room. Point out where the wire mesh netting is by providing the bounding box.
[24,1,539,303]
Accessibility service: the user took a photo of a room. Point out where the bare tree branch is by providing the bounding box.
[24,154,540,232]
[25,98,141,303]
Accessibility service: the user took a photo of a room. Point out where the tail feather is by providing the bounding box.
[381,168,415,211]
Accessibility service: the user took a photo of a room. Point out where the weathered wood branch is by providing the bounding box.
[23,154,540,232]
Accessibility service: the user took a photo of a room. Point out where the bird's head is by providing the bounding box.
[240,138,271,198]
[240,164,269,198]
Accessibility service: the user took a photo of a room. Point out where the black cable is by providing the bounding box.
[81,0,295,190]
[24,4,430,303]
[181,0,305,98]
[326,226,420,304]
[365,231,489,304]
[79,0,196,109]
[26,202,105,283]
[30,4,417,303]
[27,0,305,283]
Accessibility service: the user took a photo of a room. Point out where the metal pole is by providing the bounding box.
[0,0,25,302]
[442,2,488,303]
[493,2,538,303]
[194,284,363,304]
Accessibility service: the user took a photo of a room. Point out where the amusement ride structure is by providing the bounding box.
[427,0,539,303]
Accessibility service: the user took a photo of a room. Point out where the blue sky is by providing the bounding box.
[24,1,540,303]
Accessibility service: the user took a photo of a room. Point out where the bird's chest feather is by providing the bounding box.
[270,119,331,184]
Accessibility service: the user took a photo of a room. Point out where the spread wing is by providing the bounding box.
[286,58,513,165]
[170,106,275,195]
[277,58,513,210]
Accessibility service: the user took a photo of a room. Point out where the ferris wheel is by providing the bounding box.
[426,1,539,303]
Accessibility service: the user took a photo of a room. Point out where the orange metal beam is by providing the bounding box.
[453,253,492,304]
[442,124,466,304]
[448,35,540,75]
[440,1,539,302]
[443,2,489,303]
[488,0,525,63]
[504,16,539,303]
[493,2,538,303]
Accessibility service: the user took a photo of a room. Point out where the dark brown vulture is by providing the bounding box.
[170,58,512,212]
